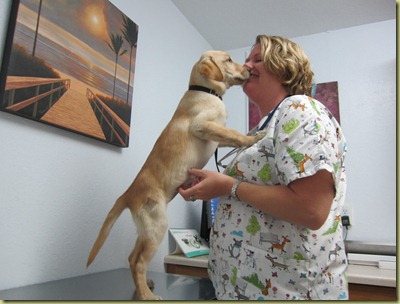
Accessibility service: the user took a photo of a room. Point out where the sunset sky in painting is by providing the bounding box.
[19,0,136,83]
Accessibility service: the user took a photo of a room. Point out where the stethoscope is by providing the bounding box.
[214,97,288,172]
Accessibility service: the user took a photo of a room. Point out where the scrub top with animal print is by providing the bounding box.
[208,95,348,300]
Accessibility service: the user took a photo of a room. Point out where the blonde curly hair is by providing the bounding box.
[255,35,314,96]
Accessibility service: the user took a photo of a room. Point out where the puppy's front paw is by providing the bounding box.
[254,130,267,141]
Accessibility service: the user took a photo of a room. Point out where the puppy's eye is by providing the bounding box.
[226,57,233,63]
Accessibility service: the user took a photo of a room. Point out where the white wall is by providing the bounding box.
[0,0,212,290]
[224,20,397,244]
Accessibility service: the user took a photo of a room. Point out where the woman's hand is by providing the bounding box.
[179,168,334,230]
[178,168,235,201]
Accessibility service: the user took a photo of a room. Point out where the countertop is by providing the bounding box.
[165,253,396,288]
[0,269,215,300]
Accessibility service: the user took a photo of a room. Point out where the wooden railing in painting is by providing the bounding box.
[86,88,130,147]
[3,76,70,118]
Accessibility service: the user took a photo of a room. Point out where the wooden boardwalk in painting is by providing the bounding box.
[41,81,106,140]
[4,75,129,146]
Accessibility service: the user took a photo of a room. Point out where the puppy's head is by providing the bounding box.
[190,51,249,95]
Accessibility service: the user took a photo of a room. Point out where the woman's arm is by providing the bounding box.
[178,168,334,230]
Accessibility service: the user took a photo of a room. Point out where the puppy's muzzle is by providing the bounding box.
[233,68,250,83]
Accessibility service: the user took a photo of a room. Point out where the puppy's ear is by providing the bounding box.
[199,57,224,81]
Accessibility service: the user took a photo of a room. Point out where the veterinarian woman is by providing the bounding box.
[179,35,348,300]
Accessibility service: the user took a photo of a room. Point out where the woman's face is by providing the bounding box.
[243,44,264,99]
[243,43,287,114]
[243,44,276,102]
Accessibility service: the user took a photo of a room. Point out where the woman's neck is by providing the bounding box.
[258,91,289,117]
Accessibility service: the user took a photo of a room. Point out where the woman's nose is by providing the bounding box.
[243,62,252,72]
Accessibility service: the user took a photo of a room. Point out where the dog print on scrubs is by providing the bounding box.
[208,95,348,300]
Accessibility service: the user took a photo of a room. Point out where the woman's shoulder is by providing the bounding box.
[280,95,330,118]
[283,94,316,105]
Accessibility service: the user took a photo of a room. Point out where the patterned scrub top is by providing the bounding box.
[208,95,348,300]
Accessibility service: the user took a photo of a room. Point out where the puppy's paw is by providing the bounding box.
[133,292,163,300]
[254,130,267,141]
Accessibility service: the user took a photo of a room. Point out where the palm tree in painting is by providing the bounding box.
[106,33,127,99]
[121,14,138,103]
[32,0,43,56]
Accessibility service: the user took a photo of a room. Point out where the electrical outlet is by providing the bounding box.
[342,206,353,227]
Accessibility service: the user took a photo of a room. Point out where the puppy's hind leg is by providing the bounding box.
[130,199,168,300]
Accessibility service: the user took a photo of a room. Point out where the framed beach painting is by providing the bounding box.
[0,0,139,147]
[248,81,340,131]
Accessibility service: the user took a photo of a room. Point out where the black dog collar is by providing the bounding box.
[188,85,222,100]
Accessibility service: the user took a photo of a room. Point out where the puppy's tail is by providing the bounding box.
[86,196,126,267]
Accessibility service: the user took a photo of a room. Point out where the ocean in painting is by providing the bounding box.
[11,22,133,103]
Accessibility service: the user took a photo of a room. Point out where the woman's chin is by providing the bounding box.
[243,81,254,95]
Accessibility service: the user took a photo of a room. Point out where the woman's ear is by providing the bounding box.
[199,57,224,81]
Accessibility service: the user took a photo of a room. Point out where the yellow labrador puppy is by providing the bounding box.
[87,51,264,300]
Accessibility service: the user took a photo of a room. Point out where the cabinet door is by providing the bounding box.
[349,284,397,301]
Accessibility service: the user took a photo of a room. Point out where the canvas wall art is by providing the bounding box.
[0,0,139,147]
[248,81,340,131]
